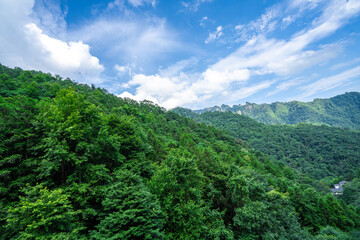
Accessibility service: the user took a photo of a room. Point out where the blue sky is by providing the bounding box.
[1,0,360,109]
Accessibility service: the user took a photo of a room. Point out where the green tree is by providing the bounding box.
[149,151,233,239]
[92,171,165,240]
[5,185,82,240]
[36,88,102,183]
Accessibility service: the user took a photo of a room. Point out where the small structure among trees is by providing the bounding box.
[331,181,347,195]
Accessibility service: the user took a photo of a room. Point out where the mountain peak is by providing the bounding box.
[194,92,360,130]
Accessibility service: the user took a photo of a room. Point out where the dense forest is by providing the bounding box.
[1,64,360,239]
[194,93,360,130]
[173,109,360,183]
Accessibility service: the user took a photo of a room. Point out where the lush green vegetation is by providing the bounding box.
[1,64,360,239]
[194,92,360,130]
[343,177,360,208]
[174,109,360,183]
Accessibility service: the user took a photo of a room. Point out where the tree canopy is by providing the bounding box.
[1,64,360,239]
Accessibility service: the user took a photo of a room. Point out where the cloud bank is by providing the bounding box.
[119,0,360,108]
[0,0,104,83]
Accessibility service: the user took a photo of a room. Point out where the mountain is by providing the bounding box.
[194,92,360,130]
[1,64,360,239]
[173,108,360,182]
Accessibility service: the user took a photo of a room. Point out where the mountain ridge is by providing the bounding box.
[193,92,360,130]
[173,107,360,182]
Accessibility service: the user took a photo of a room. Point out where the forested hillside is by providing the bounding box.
[174,108,360,182]
[1,64,360,239]
[194,92,360,130]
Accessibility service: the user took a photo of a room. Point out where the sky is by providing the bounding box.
[0,0,360,109]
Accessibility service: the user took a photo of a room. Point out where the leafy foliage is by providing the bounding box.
[1,64,360,239]
[342,178,360,208]
[92,171,165,240]
[4,185,82,240]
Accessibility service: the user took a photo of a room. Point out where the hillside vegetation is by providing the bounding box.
[194,92,360,130]
[1,64,360,239]
[174,108,360,182]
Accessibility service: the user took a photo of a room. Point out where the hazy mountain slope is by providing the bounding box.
[173,108,360,181]
[194,92,360,129]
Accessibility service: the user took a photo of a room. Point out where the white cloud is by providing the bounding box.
[299,65,360,98]
[235,24,244,30]
[114,64,134,76]
[331,58,360,71]
[212,0,360,76]
[228,80,276,102]
[71,18,180,71]
[192,69,250,94]
[118,66,252,109]
[252,6,279,32]
[200,16,209,27]
[233,0,329,42]
[159,57,198,77]
[31,0,67,38]
[266,77,306,96]
[107,0,125,10]
[118,74,194,108]
[127,0,156,7]
[0,0,104,83]
[181,0,213,12]
[114,65,129,73]
[107,0,156,9]
[281,15,295,28]
[234,3,281,42]
[119,0,360,109]
[289,0,325,11]
[205,26,223,44]
[27,23,103,77]
[265,42,342,75]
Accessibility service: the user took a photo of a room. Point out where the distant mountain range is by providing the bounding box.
[172,108,360,181]
[193,92,360,130]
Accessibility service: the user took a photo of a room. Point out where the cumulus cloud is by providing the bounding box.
[118,74,194,108]
[118,64,252,109]
[0,0,104,83]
